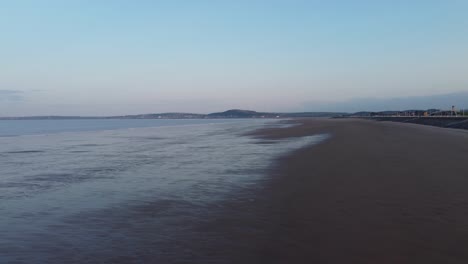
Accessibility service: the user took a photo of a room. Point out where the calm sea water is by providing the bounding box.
[0,119,326,263]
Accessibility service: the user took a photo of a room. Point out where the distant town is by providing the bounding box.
[346,106,466,118]
[342,106,468,130]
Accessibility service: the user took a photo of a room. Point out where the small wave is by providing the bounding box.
[78,144,105,147]
[30,173,75,182]
[0,182,42,189]
[254,140,279,145]
[5,150,45,154]
[142,137,165,140]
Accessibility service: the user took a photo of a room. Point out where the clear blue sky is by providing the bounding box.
[1,0,468,115]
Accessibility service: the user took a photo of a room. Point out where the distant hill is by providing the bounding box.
[207,109,346,118]
[0,109,346,120]
[207,109,278,118]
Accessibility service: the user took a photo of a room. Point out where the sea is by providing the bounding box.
[0,119,326,263]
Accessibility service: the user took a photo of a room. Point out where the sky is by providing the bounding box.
[1,0,468,116]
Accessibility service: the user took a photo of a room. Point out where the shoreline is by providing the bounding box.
[4,118,468,263]
[231,118,468,263]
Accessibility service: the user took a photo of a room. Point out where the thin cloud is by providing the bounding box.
[0,90,24,101]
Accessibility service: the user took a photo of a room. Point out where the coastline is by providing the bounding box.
[233,118,468,263]
[4,118,468,263]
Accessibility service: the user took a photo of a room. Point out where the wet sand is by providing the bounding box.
[236,118,468,263]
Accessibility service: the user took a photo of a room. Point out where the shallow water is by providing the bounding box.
[0,119,326,263]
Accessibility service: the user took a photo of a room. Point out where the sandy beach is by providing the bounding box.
[231,118,468,263]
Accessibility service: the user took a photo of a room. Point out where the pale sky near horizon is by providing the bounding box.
[1,0,468,116]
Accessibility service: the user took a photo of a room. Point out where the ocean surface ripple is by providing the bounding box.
[0,119,326,263]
